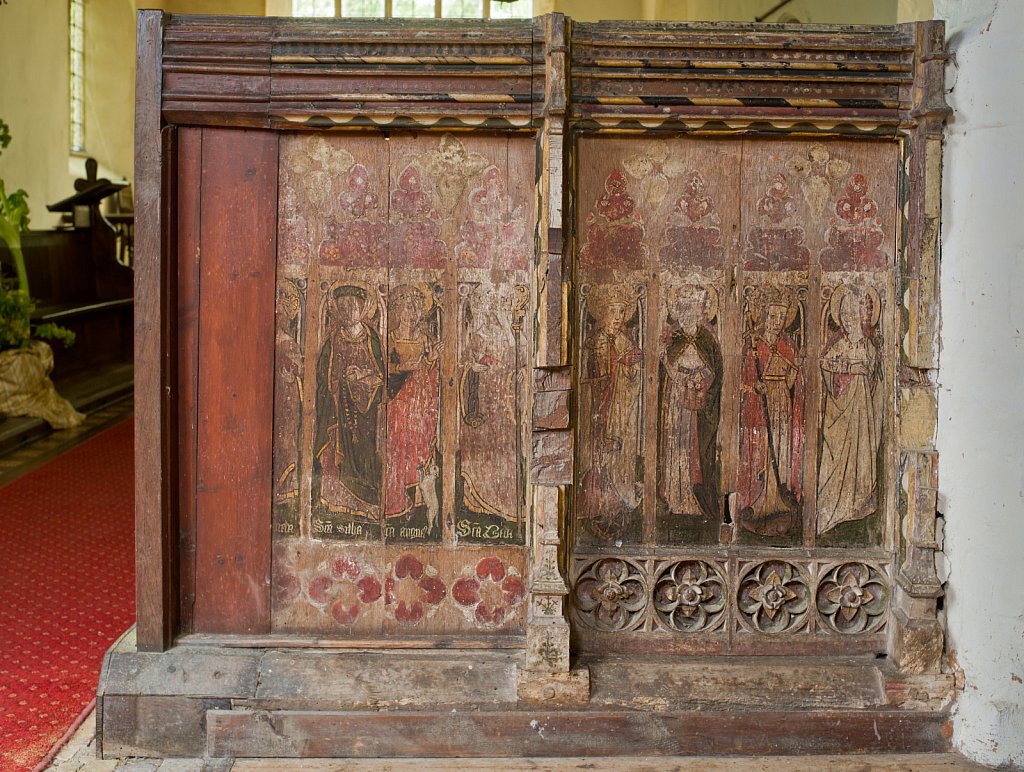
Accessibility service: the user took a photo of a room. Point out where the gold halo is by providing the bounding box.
[323,279,380,325]
[704,285,719,322]
[829,284,881,329]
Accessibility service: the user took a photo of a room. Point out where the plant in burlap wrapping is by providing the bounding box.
[0,118,83,429]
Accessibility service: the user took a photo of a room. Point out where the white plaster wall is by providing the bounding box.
[935,0,1024,766]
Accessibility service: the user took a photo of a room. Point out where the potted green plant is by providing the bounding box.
[0,118,84,429]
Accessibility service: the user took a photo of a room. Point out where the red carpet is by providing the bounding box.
[0,420,135,771]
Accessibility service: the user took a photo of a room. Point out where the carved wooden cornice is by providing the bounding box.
[158,15,938,134]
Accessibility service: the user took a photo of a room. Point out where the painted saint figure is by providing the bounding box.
[578,286,644,540]
[658,287,722,519]
[456,284,523,527]
[312,284,385,524]
[385,283,443,533]
[273,279,304,524]
[817,286,883,535]
[737,288,805,538]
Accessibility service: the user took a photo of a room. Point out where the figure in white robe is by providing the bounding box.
[817,287,883,535]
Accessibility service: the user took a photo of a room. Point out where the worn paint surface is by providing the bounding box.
[271,134,533,635]
[572,136,899,650]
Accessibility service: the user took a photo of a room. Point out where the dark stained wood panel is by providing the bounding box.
[193,128,279,634]
[176,126,203,634]
[134,10,173,652]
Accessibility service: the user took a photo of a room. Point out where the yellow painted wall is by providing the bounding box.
[83,0,137,184]
[141,0,266,14]
[0,1,75,229]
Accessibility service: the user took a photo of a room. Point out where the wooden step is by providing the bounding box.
[205,707,949,759]
[97,633,954,760]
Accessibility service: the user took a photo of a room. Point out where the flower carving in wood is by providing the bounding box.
[816,562,888,634]
[573,558,647,632]
[654,560,726,632]
[738,560,810,633]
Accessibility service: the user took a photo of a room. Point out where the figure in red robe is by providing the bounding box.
[384,284,442,535]
[737,295,805,538]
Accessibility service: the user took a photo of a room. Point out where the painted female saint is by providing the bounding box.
[311,284,386,537]
[737,286,806,539]
[658,286,723,525]
[455,283,527,543]
[273,279,305,533]
[578,285,644,542]
[817,285,883,536]
[385,283,443,538]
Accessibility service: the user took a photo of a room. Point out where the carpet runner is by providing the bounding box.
[0,420,135,771]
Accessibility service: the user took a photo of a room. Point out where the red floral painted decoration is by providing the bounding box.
[306,555,382,627]
[391,166,434,220]
[339,164,378,218]
[595,170,635,221]
[452,557,526,627]
[579,170,647,270]
[273,572,301,606]
[661,170,724,269]
[744,173,810,270]
[455,165,530,271]
[822,174,888,270]
[384,554,447,626]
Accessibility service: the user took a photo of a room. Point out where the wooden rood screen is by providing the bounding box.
[137,13,948,674]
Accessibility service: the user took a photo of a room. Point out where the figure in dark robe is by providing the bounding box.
[658,289,722,520]
[312,285,385,521]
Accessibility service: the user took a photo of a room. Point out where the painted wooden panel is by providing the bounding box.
[571,136,899,652]
[575,137,741,548]
[176,127,202,634]
[271,134,534,636]
[193,128,278,634]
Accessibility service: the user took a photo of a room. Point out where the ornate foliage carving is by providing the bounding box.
[816,562,889,634]
[573,558,647,631]
[737,560,810,634]
[653,560,727,632]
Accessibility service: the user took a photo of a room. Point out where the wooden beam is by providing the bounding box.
[134,9,174,652]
